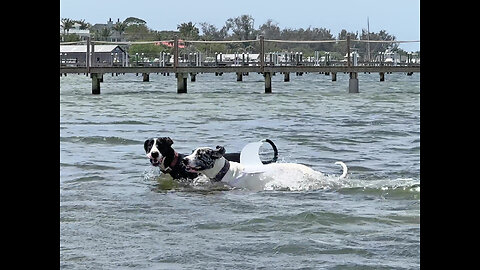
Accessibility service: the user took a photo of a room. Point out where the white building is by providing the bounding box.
[60,21,91,41]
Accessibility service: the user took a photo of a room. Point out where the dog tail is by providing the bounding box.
[334,161,348,178]
[261,139,279,164]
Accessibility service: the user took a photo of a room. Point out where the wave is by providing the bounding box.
[60,120,148,125]
[60,162,116,171]
[61,136,140,145]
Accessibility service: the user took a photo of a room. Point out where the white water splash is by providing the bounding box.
[263,168,420,192]
[143,164,420,194]
[262,168,349,191]
[143,166,161,181]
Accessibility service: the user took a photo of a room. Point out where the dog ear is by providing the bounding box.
[160,137,174,146]
[212,145,226,158]
[144,139,152,153]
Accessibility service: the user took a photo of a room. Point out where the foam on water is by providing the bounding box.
[247,165,419,193]
[143,163,420,194]
[263,168,346,191]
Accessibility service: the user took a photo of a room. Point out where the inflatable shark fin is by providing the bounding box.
[240,141,267,173]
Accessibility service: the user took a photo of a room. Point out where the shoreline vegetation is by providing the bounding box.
[60,15,419,61]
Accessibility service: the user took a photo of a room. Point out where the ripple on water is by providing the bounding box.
[60,72,420,269]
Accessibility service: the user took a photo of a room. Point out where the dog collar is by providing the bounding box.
[212,161,230,182]
[161,151,179,173]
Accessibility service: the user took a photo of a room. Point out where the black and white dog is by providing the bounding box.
[183,145,348,191]
[144,137,278,180]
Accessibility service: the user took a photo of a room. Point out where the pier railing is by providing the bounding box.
[60,36,419,94]
[60,36,420,68]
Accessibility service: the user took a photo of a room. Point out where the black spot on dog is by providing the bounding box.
[158,137,173,147]
[188,146,226,170]
[144,138,154,153]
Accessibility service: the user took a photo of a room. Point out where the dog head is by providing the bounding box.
[183,146,226,173]
[144,137,174,167]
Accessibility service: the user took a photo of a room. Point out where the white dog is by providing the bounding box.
[183,141,347,191]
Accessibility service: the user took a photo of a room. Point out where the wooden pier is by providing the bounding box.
[60,36,420,94]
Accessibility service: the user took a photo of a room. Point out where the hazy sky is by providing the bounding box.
[60,0,420,51]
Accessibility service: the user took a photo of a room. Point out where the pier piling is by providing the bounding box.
[264,72,272,93]
[236,72,243,81]
[91,73,102,94]
[349,72,359,93]
[177,73,187,93]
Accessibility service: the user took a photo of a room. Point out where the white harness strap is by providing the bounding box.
[160,151,179,173]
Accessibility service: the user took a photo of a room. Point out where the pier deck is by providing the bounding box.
[60,64,419,95]
[60,65,419,74]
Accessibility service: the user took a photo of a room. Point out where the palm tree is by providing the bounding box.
[177,22,199,40]
[113,22,127,41]
[61,18,74,35]
[76,19,90,30]
[100,27,112,41]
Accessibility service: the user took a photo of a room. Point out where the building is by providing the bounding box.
[60,21,91,41]
[90,18,125,42]
[60,44,127,67]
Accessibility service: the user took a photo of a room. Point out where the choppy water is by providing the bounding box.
[60,71,420,269]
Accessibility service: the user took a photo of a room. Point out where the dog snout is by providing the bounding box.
[182,158,189,165]
[151,151,159,159]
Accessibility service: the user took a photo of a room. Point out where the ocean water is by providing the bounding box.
[60,71,420,269]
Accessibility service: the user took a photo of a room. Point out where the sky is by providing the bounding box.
[60,0,420,51]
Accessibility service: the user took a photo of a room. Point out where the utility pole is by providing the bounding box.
[367,17,371,62]
[347,35,351,67]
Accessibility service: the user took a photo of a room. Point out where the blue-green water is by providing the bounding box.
[60,71,420,269]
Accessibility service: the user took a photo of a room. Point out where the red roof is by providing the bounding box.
[155,40,185,48]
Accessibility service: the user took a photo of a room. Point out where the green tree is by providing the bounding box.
[333,29,357,54]
[99,27,111,41]
[61,18,74,35]
[358,29,398,57]
[124,24,152,41]
[199,22,228,40]
[113,21,127,40]
[124,17,147,26]
[258,19,281,39]
[128,43,169,62]
[62,34,80,42]
[153,30,180,41]
[177,22,199,40]
[225,15,257,40]
[59,15,412,60]
[75,19,90,30]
